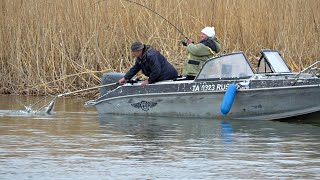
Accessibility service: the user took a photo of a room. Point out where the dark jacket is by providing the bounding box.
[200,37,221,53]
[124,45,178,83]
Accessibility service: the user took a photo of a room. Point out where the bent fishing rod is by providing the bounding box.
[93,0,189,39]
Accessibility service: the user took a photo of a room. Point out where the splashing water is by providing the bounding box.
[16,101,55,115]
[0,97,56,117]
[24,105,35,113]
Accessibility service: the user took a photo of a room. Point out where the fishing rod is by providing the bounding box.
[93,0,189,39]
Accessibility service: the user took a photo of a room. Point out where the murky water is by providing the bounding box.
[0,96,320,180]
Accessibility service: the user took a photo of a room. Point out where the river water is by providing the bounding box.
[0,95,320,180]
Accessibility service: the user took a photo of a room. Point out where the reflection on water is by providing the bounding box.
[221,121,234,143]
[0,96,320,179]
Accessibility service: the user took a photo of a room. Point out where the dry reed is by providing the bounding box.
[1,0,319,96]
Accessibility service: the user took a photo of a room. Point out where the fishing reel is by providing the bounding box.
[180,39,188,46]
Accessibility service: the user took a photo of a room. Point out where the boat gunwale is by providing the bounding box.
[91,83,320,106]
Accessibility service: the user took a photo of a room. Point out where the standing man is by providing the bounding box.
[181,26,221,80]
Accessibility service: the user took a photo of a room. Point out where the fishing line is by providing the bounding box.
[27,96,48,109]
[92,0,188,39]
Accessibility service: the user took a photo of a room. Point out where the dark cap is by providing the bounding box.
[131,41,144,51]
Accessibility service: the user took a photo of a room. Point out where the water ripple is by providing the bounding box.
[0,97,320,179]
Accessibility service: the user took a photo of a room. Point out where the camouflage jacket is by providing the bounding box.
[182,37,221,77]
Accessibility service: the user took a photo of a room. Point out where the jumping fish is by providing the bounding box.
[45,99,55,114]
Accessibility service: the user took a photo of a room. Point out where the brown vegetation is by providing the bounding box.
[1,0,319,95]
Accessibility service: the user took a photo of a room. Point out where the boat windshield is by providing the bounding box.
[196,52,254,80]
[259,50,291,73]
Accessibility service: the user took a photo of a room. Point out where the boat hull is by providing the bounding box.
[93,85,320,120]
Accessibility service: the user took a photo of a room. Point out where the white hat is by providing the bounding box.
[201,27,215,37]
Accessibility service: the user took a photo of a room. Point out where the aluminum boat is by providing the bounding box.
[85,49,320,120]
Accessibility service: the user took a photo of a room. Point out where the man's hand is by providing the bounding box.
[118,77,126,85]
[181,38,193,46]
[186,38,193,44]
[141,80,149,87]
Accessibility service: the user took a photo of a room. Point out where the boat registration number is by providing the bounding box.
[192,83,230,92]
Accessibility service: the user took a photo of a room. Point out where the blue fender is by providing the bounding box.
[220,83,237,116]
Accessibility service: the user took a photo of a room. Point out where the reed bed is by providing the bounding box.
[1,0,319,96]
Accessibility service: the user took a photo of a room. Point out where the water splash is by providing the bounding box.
[0,102,55,117]
[24,105,35,114]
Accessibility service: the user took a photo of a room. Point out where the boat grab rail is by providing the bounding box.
[294,60,320,78]
[291,60,320,86]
